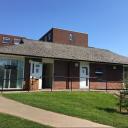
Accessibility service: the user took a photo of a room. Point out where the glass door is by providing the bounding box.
[3,65,17,89]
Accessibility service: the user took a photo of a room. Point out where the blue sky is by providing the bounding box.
[0,0,128,56]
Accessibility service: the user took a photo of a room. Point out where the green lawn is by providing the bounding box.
[3,92,128,128]
[0,113,51,128]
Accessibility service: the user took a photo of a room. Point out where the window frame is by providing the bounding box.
[2,36,11,44]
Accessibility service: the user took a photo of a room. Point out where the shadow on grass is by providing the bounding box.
[97,107,118,113]
[97,107,128,115]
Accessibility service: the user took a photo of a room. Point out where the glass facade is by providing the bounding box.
[0,58,24,89]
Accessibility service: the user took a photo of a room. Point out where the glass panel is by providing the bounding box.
[10,68,17,88]
[0,65,4,88]
[8,60,17,88]
[17,60,24,88]
[2,37,11,43]
[0,58,24,89]
[4,69,10,88]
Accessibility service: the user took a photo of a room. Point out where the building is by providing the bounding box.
[0,34,23,46]
[0,28,128,91]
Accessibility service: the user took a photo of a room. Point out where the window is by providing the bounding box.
[2,37,11,43]
[124,67,128,80]
[32,63,34,73]
[69,33,73,41]
[82,67,88,75]
[44,36,47,41]
[48,33,51,41]
[14,38,21,45]
[36,64,40,68]
[95,68,103,75]
[36,68,39,73]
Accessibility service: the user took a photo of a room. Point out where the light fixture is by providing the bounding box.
[113,66,116,69]
[75,63,79,67]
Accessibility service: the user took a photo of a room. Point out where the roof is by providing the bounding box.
[0,39,128,64]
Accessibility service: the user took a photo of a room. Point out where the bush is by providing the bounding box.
[121,98,128,112]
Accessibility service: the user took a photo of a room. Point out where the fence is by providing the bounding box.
[0,76,126,92]
[30,76,125,92]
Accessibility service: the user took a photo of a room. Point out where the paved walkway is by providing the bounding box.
[0,96,112,128]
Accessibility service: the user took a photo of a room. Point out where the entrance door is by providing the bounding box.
[80,62,89,89]
[3,65,17,89]
[30,62,42,89]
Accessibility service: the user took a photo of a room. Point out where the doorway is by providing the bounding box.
[80,62,89,89]
[30,61,42,89]
[42,63,53,88]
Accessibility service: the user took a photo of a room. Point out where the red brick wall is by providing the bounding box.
[90,82,107,89]
[40,28,88,47]
[53,28,88,47]
[53,81,79,89]
[54,60,80,89]
[90,63,123,90]
[0,34,22,46]
[90,82,123,90]
[30,79,39,90]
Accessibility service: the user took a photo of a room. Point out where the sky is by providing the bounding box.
[0,0,128,56]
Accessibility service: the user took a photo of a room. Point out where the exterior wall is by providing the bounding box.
[53,60,80,89]
[0,34,22,46]
[39,28,88,47]
[23,58,124,91]
[90,82,122,90]
[89,63,123,90]
[24,58,30,90]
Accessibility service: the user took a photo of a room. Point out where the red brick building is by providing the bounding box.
[0,34,23,46]
[39,28,88,47]
[0,28,128,91]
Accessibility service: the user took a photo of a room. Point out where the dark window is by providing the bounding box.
[44,36,47,41]
[36,64,40,68]
[2,37,11,43]
[36,68,39,73]
[82,67,88,75]
[14,38,21,45]
[124,67,128,80]
[95,68,103,75]
[48,33,51,41]
[32,64,34,73]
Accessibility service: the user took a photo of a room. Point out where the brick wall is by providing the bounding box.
[0,34,22,46]
[40,28,88,47]
[53,81,79,89]
[89,63,123,90]
[90,82,123,90]
[30,78,39,90]
[54,60,80,89]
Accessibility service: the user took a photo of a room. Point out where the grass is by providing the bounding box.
[0,112,51,128]
[3,91,128,128]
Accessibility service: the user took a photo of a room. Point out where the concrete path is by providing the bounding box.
[0,96,112,128]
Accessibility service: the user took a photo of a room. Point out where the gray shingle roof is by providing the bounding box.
[0,39,128,64]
